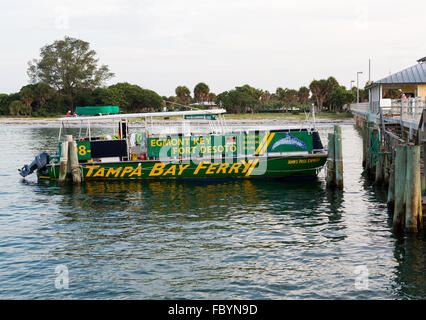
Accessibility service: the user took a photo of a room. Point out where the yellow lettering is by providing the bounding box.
[86,165,100,177]
[129,166,142,177]
[228,163,242,173]
[149,163,166,176]
[106,167,122,177]
[194,161,209,175]
[93,167,105,177]
[178,164,190,175]
[120,166,134,177]
[78,145,87,156]
[216,163,230,174]
[163,165,177,176]
[241,160,253,173]
[206,163,218,174]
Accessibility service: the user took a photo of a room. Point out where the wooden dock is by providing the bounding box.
[350,98,426,233]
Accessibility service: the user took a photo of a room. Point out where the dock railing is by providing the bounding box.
[350,98,426,125]
[388,98,425,123]
[349,102,369,116]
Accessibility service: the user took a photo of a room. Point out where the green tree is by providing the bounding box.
[27,36,114,113]
[175,86,191,105]
[208,92,217,103]
[309,77,339,111]
[276,87,299,109]
[194,82,210,104]
[34,82,54,106]
[326,86,356,111]
[217,86,258,113]
[107,82,163,112]
[297,86,310,105]
[43,92,68,116]
[19,85,36,109]
[9,100,31,116]
[0,94,9,115]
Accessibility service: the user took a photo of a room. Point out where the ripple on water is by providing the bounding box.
[0,125,426,299]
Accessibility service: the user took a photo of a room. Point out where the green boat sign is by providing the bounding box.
[147,131,313,158]
[184,114,216,120]
[75,106,119,115]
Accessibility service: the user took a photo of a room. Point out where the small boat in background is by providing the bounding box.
[19,107,327,181]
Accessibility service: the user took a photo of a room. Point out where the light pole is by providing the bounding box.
[350,80,355,90]
[357,71,363,104]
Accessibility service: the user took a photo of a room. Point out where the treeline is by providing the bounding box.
[0,82,165,117]
[0,36,368,117]
[0,78,368,117]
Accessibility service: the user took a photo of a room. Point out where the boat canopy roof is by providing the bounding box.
[59,108,226,122]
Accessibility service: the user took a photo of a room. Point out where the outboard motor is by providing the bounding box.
[19,152,50,177]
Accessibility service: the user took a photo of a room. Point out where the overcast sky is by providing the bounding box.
[1,0,425,96]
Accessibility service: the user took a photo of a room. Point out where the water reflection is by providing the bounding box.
[2,125,426,299]
[393,233,426,299]
[36,179,330,219]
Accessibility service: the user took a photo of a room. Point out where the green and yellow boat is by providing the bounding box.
[19,108,327,181]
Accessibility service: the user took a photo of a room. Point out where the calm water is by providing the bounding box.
[0,124,425,299]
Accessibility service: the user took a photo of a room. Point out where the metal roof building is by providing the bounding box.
[366,58,426,110]
[369,61,426,86]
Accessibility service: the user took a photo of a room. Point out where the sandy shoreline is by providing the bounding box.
[0,117,354,126]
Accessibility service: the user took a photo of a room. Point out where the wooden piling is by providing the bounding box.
[362,121,367,168]
[365,122,372,171]
[405,146,422,232]
[369,128,379,178]
[326,133,335,187]
[59,140,69,184]
[375,152,384,185]
[334,125,343,188]
[383,152,390,185]
[69,140,82,184]
[393,145,407,231]
[365,123,372,173]
[387,160,395,211]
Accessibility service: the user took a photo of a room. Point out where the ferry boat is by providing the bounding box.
[19,107,327,181]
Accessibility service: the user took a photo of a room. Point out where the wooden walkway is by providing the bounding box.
[350,99,426,232]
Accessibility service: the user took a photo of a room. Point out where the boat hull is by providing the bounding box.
[39,154,327,181]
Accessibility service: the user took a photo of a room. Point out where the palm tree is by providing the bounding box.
[175,86,191,105]
[194,82,210,104]
[19,85,36,109]
[35,82,54,106]
[297,86,310,105]
[208,92,217,103]
[309,77,339,111]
